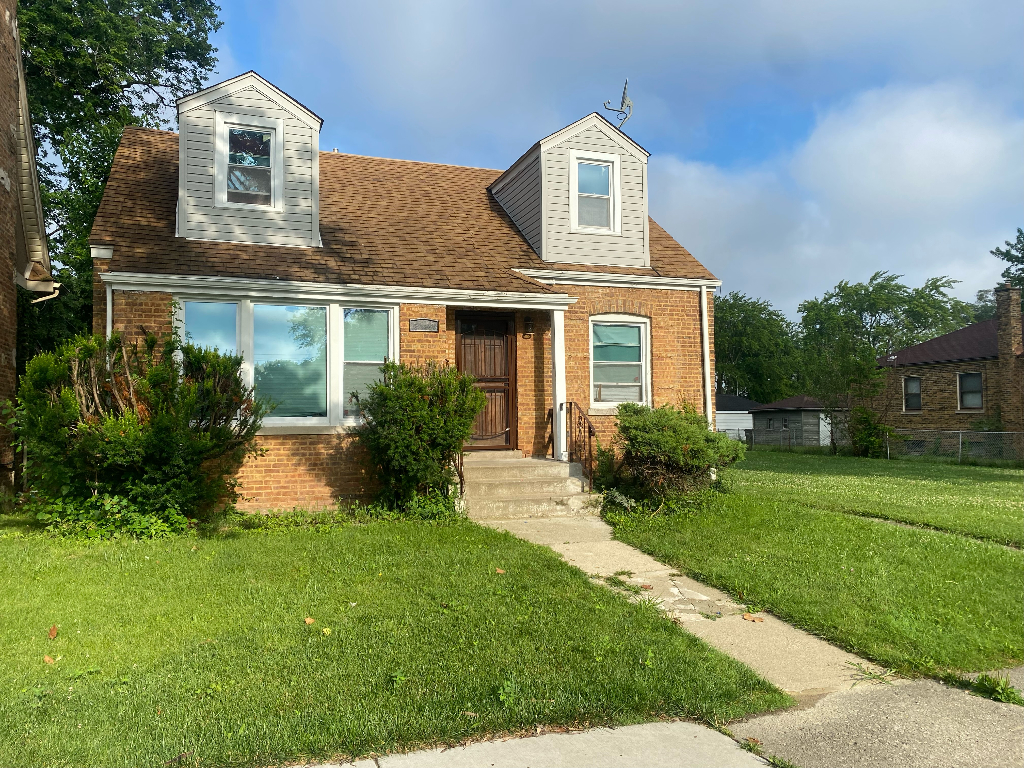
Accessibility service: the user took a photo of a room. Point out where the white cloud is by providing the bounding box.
[650,82,1023,315]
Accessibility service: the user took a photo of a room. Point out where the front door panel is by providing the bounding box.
[456,314,516,449]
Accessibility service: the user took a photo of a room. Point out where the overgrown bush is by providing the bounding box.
[354,361,486,508]
[9,330,266,533]
[848,406,893,458]
[613,402,745,499]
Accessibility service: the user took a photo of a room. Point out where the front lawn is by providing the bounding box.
[609,454,1024,677]
[0,518,787,767]
[738,451,1024,546]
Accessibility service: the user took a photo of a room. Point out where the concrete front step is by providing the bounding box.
[462,459,581,482]
[466,492,595,520]
[463,450,524,461]
[464,476,586,499]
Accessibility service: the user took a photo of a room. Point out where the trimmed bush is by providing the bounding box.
[354,361,486,508]
[10,330,266,532]
[614,402,745,498]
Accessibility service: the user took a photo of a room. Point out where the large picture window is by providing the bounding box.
[958,372,983,410]
[903,376,921,411]
[590,316,649,405]
[254,305,327,418]
[183,301,236,354]
[343,308,389,417]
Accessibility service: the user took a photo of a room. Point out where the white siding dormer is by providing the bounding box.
[176,71,322,248]
[491,113,650,268]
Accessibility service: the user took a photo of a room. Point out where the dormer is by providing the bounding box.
[176,72,323,247]
[491,113,650,268]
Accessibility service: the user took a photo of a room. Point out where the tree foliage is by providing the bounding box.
[713,291,797,403]
[991,228,1024,293]
[16,0,222,365]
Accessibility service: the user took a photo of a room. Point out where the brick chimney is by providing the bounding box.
[995,281,1023,358]
[994,281,1023,431]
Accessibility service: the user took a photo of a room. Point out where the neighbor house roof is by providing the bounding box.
[880,321,998,366]
[750,395,823,411]
[89,128,716,293]
[716,394,762,412]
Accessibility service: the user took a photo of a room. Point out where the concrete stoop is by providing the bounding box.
[461,451,595,520]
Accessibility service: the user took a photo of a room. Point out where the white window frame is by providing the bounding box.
[902,375,922,413]
[956,371,983,412]
[175,296,398,432]
[589,314,651,409]
[569,149,621,235]
[214,111,285,211]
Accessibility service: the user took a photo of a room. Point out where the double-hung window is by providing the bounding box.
[590,315,649,405]
[903,376,922,411]
[958,372,983,410]
[181,299,393,429]
[227,128,273,206]
[569,149,620,233]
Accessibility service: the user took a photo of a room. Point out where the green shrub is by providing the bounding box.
[848,406,893,458]
[354,361,486,508]
[10,330,266,530]
[22,492,190,539]
[614,402,745,499]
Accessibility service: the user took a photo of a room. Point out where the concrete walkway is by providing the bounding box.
[481,516,1024,768]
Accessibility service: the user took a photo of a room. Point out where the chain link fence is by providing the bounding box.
[886,430,1024,464]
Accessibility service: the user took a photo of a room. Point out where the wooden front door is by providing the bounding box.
[456,313,516,449]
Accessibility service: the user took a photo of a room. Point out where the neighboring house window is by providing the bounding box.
[782,417,789,429]
[903,376,922,411]
[227,128,273,206]
[590,315,650,405]
[569,149,620,234]
[767,418,774,430]
[343,308,389,418]
[254,305,328,418]
[958,372,983,410]
[183,301,237,353]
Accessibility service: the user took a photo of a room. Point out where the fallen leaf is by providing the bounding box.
[495,568,505,574]
[742,613,765,623]
[44,655,54,664]
[463,711,477,718]
[640,584,653,590]
[304,617,315,625]
[48,625,57,640]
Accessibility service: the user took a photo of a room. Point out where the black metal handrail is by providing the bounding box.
[566,401,596,491]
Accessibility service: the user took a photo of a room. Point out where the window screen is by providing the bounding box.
[903,376,921,411]
[577,162,611,228]
[958,372,982,410]
[253,305,327,418]
[183,301,236,354]
[592,323,643,403]
[227,128,272,205]
[343,308,389,418]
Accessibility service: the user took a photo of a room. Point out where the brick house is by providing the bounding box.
[0,0,54,485]
[89,72,720,510]
[879,284,1023,432]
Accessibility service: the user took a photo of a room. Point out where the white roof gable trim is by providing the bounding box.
[539,113,649,162]
[176,71,322,129]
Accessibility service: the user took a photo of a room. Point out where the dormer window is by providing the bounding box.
[227,128,272,205]
[214,112,285,211]
[568,149,620,235]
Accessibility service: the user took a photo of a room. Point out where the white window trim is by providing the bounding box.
[902,375,922,413]
[568,149,621,236]
[214,111,285,211]
[175,294,399,432]
[589,313,651,409]
[956,371,984,412]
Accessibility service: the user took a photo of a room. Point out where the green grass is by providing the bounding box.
[0,519,788,767]
[609,456,1024,677]
[737,452,1024,546]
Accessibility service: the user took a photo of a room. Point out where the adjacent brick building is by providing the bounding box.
[90,72,719,510]
[878,283,1023,432]
[0,0,53,486]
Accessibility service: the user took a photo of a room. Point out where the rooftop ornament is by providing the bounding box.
[604,79,633,128]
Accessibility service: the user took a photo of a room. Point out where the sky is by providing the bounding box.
[207,0,1023,317]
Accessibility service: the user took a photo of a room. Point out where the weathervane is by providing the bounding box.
[603,79,632,127]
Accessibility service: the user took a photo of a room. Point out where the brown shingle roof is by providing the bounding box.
[750,395,823,411]
[90,128,716,291]
[881,321,998,366]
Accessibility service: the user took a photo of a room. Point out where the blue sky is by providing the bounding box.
[207,0,1023,316]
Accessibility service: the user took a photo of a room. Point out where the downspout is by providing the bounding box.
[29,283,61,303]
[700,285,713,429]
[105,283,113,339]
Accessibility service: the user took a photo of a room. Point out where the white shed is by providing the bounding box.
[715,394,762,440]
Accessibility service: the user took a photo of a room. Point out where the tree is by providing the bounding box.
[713,291,798,403]
[991,228,1024,289]
[16,0,222,368]
[969,289,997,322]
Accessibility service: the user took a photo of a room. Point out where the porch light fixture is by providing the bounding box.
[523,316,535,337]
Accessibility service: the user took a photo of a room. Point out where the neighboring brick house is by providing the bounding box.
[0,0,54,485]
[879,283,1023,432]
[89,72,720,510]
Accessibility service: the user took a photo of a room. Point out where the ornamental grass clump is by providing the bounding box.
[9,330,267,536]
[354,360,485,510]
